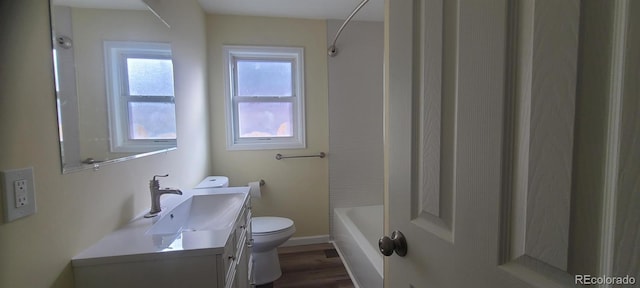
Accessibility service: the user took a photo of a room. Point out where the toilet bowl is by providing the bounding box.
[251,216,296,285]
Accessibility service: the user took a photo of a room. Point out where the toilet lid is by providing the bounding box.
[252,217,294,234]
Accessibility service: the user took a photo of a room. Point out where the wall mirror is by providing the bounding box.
[50,0,177,173]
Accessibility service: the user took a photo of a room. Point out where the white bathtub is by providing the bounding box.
[333,205,383,288]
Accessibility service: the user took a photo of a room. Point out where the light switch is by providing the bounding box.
[1,167,37,222]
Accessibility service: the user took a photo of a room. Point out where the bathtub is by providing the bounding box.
[333,205,383,288]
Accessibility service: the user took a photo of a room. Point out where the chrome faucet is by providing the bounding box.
[144,174,182,218]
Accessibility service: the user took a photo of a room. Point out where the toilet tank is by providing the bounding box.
[194,176,229,189]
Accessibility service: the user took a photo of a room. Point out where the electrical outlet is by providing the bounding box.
[1,167,36,222]
[14,179,28,207]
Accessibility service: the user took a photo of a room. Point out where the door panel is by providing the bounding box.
[410,0,454,242]
[500,0,579,283]
[612,0,640,281]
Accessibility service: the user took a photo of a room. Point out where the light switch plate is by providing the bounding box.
[1,167,37,222]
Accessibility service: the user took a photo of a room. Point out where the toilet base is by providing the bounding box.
[252,249,282,285]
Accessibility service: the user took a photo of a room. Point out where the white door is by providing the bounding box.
[384,0,638,287]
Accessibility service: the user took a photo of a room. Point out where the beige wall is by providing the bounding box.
[0,0,209,287]
[207,15,329,237]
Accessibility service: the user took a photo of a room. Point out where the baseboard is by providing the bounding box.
[282,235,330,247]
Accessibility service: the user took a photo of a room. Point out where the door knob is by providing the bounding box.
[378,230,407,257]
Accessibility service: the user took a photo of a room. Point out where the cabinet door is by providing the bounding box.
[236,240,250,288]
[237,202,252,287]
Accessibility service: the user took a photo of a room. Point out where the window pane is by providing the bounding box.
[238,102,292,137]
[128,102,176,139]
[127,58,174,96]
[237,60,292,96]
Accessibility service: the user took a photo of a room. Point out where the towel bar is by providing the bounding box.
[275,152,326,160]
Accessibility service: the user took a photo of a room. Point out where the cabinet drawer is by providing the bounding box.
[222,194,252,288]
[222,232,235,274]
[234,202,251,251]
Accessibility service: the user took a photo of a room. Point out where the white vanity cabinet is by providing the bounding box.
[72,188,253,288]
[219,194,252,288]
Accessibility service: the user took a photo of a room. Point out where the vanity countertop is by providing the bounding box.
[72,186,250,267]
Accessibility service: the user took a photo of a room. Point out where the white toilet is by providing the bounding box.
[251,216,296,285]
[196,176,295,284]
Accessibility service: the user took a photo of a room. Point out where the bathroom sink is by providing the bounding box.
[72,187,251,288]
[146,192,246,236]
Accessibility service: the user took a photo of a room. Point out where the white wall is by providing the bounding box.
[327,20,384,236]
[0,0,209,287]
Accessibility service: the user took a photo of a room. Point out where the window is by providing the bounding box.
[223,46,305,150]
[104,41,176,153]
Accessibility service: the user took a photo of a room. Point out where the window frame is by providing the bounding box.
[104,41,177,153]
[223,45,306,150]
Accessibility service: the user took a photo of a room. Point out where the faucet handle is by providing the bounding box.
[153,174,169,181]
[150,174,169,188]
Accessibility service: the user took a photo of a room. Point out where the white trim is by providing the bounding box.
[599,0,628,285]
[281,235,330,247]
[223,45,306,151]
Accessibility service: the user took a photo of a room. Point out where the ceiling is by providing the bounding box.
[53,0,384,22]
[198,0,384,22]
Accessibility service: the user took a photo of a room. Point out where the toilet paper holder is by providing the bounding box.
[248,180,265,199]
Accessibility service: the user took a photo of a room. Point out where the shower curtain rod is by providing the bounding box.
[328,0,370,57]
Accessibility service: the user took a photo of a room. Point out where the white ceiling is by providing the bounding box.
[53,0,384,22]
[198,0,384,22]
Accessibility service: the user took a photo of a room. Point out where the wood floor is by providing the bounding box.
[256,243,355,288]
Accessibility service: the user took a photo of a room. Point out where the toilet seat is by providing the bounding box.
[252,217,294,235]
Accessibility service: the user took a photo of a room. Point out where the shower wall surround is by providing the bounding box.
[327,20,384,236]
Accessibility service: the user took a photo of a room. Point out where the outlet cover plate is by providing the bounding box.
[1,167,37,222]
